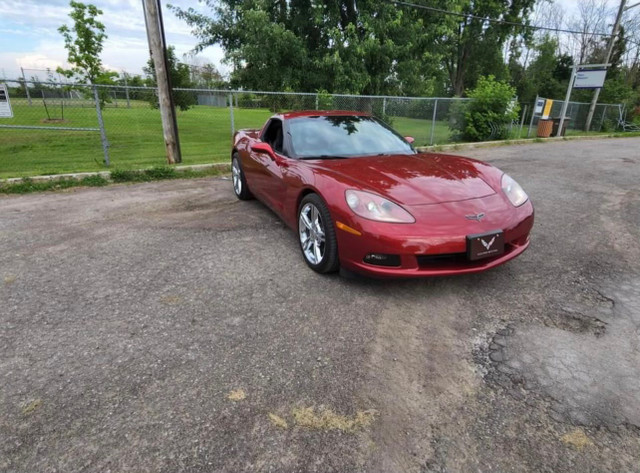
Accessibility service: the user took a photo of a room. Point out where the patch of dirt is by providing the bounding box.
[561,428,594,450]
[267,413,288,429]
[227,389,247,401]
[291,406,377,432]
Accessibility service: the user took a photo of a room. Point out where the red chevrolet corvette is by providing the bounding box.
[231,111,534,277]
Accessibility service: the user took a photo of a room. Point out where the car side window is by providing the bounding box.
[262,119,284,154]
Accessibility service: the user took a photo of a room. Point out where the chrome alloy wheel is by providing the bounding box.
[299,203,326,265]
[232,158,242,195]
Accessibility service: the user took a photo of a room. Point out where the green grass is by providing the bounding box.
[0,99,270,178]
[1,98,634,179]
[390,117,453,146]
[0,175,109,194]
[1,99,456,178]
[0,165,227,194]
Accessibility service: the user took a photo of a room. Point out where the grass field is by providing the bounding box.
[0,98,617,179]
[0,99,461,178]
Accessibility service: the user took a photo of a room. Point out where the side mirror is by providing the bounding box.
[404,136,415,144]
[251,142,275,159]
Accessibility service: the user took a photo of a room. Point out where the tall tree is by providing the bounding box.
[169,0,446,96]
[434,0,537,96]
[567,0,611,65]
[57,1,113,84]
[144,46,196,111]
[517,35,573,103]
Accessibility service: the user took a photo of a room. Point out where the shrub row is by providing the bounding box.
[0,166,228,194]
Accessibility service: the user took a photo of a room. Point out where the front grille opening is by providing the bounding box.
[417,243,516,268]
[416,253,468,267]
[363,253,401,267]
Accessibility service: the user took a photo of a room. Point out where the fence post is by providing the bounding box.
[382,97,386,116]
[599,105,607,131]
[519,104,527,138]
[93,85,110,166]
[315,93,319,110]
[21,67,32,106]
[527,95,538,138]
[429,99,438,146]
[229,93,235,136]
[123,74,131,109]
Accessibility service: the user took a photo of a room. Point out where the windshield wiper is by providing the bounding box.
[299,155,350,160]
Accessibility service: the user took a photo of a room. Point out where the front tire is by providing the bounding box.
[298,194,339,274]
[232,153,253,200]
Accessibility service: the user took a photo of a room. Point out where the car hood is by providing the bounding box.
[311,153,496,205]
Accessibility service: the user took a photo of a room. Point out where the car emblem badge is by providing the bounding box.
[465,212,485,222]
[480,236,496,250]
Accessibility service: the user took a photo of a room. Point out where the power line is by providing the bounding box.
[385,0,615,37]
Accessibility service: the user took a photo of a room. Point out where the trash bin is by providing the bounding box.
[551,117,570,136]
[537,119,553,138]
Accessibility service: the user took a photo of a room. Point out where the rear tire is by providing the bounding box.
[298,194,339,274]
[232,153,253,200]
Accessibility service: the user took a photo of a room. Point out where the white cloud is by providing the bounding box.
[0,0,227,79]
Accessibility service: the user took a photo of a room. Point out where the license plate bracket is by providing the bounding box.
[467,230,505,261]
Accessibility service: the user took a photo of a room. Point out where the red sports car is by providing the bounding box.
[231,111,533,277]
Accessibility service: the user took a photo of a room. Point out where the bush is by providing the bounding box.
[0,175,108,194]
[144,166,176,180]
[110,166,176,183]
[601,118,615,133]
[80,175,109,186]
[452,76,520,142]
[316,89,334,110]
[237,92,259,108]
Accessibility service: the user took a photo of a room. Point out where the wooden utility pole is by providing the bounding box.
[584,0,627,131]
[142,0,181,164]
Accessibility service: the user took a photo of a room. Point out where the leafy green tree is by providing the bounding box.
[453,75,520,141]
[144,46,196,111]
[189,63,226,88]
[515,35,573,103]
[57,1,111,84]
[116,74,155,102]
[435,0,537,96]
[169,0,445,96]
[57,1,117,108]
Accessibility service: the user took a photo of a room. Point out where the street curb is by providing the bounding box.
[415,133,639,153]
[1,163,231,184]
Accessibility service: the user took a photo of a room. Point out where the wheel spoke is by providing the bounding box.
[302,235,312,251]
[311,206,319,225]
[300,211,312,230]
[313,240,322,263]
[232,162,242,194]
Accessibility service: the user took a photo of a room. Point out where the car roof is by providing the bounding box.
[279,110,371,120]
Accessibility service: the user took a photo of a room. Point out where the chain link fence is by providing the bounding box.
[523,98,624,137]
[0,78,630,178]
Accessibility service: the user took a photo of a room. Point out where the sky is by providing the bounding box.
[0,0,225,80]
[0,0,621,82]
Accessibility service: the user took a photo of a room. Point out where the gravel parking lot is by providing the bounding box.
[1,137,640,472]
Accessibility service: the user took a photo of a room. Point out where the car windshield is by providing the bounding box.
[287,115,415,158]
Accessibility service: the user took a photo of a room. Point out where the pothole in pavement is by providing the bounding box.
[483,276,640,430]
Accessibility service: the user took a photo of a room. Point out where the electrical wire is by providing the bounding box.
[384,0,615,37]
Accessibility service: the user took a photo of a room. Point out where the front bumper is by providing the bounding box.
[334,195,534,278]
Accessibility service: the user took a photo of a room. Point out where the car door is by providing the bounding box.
[247,119,288,214]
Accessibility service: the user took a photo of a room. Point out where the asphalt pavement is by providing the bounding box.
[1,137,640,472]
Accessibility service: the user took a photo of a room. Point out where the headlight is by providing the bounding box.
[501,173,528,207]
[345,190,415,223]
